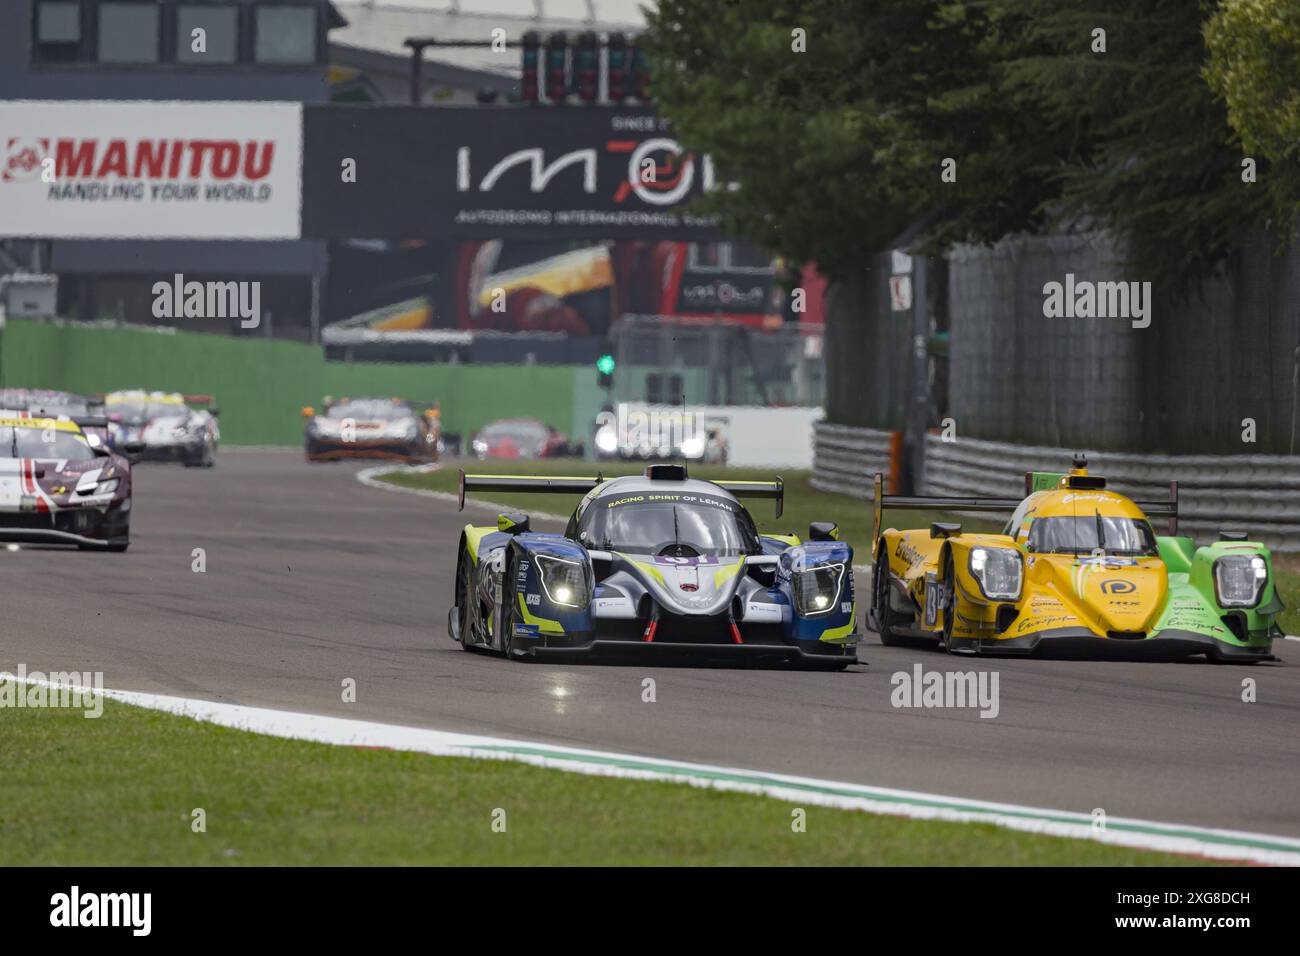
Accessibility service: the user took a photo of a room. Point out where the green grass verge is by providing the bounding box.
[1270,557,1300,636]
[382,457,997,559]
[0,697,1207,865]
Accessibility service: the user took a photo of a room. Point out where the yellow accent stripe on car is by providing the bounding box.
[0,417,82,432]
[819,614,857,643]
[517,593,565,635]
[462,524,491,563]
[713,560,744,588]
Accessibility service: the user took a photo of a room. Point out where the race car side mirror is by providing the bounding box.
[498,513,531,535]
[809,521,839,542]
[931,522,962,539]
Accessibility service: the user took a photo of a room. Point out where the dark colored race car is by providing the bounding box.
[470,417,582,459]
[0,388,113,450]
[449,464,860,668]
[302,397,440,462]
[0,414,133,551]
[103,390,219,467]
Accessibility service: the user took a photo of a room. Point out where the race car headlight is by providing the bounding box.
[536,554,589,608]
[793,562,845,616]
[969,547,1022,601]
[1213,554,1267,608]
[594,426,619,454]
[96,478,119,495]
[678,434,706,459]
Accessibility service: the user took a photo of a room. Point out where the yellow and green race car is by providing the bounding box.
[867,455,1283,662]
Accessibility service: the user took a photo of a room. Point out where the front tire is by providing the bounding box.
[455,550,477,651]
[498,549,523,660]
[872,546,904,646]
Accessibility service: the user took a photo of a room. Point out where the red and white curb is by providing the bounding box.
[7,674,1299,866]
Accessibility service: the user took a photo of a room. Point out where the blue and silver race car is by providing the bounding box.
[449,464,860,668]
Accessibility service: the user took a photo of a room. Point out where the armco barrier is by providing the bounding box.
[0,319,581,446]
[809,421,895,497]
[812,422,1300,551]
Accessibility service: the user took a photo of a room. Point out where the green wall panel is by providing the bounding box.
[0,320,583,447]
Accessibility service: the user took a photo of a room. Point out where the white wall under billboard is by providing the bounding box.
[0,101,302,240]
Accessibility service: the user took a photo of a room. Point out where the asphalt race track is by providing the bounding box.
[5,450,1298,837]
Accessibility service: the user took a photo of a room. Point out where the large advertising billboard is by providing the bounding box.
[302,106,722,240]
[0,101,303,239]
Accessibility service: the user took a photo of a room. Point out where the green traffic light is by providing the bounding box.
[596,354,616,375]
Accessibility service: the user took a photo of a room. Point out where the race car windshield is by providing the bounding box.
[1027,515,1158,555]
[326,401,409,421]
[582,497,761,557]
[109,401,183,424]
[1,427,95,461]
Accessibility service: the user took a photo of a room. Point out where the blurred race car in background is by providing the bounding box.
[449,464,859,667]
[593,407,729,464]
[471,418,582,459]
[302,397,440,462]
[0,388,113,450]
[103,390,220,467]
[0,413,133,551]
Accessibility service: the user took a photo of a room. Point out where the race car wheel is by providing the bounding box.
[456,550,477,651]
[498,550,523,660]
[872,546,903,646]
[940,551,957,653]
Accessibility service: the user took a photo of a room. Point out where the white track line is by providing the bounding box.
[355,462,569,522]
[5,674,1298,866]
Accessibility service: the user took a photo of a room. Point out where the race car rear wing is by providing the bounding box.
[871,472,1179,540]
[458,471,785,517]
[711,479,784,518]
[459,472,605,511]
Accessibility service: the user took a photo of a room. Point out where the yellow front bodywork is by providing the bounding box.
[878,487,1171,643]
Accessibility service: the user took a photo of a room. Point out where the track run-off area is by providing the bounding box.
[4,450,1298,854]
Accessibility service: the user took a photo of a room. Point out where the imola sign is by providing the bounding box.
[302,106,722,240]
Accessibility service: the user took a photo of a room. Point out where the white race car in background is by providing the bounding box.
[103,390,220,467]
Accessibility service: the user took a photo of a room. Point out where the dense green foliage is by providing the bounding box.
[646,0,1297,289]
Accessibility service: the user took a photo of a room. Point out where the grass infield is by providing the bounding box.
[0,697,1208,866]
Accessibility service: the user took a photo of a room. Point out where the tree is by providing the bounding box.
[644,1,1065,278]
[1204,0,1300,222]
[645,0,1291,290]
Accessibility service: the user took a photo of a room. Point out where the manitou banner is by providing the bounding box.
[302,106,723,240]
[0,101,303,239]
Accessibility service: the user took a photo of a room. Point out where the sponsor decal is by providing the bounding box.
[894,539,925,568]
[0,101,302,239]
[1101,579,1137,594]
[512,623,540,638]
